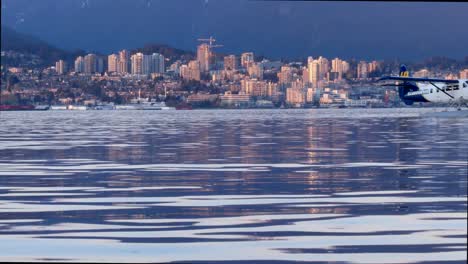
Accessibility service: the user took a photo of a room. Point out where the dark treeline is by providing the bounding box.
[2,26,467,72]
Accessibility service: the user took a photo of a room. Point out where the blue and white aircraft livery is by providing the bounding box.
[379,65,468,106]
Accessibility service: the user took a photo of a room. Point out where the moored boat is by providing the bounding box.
[0,105,35,111]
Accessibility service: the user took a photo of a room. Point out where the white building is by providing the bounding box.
[74,56,84,73]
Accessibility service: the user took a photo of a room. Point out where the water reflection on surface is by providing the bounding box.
[0,109,466,263]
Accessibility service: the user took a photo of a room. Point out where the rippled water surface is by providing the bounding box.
[0,109,467,263]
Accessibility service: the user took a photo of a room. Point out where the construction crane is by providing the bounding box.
[197,36,223,71]
[197,36,223,49]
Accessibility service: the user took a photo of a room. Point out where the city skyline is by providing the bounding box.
[2,0,467,60]
[3,36,465,110]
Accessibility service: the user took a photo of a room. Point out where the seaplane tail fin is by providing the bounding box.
[399,65,410,77]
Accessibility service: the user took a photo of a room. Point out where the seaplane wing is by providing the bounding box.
[378,76,459,84]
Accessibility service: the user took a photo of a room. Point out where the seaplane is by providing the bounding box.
[378,65,468,109]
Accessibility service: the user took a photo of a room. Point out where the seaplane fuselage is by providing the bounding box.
[379,65,468,106]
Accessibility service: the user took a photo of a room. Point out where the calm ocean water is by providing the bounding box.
[0,108,466,263]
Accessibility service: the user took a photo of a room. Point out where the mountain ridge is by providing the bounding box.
[1,26,195,67]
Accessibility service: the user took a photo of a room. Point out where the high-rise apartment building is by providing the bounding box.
[242,79,269,97]
[74,56,84,73]
[129,52,165,75]
[180,60,201,81]
[118,50,130,74]
[248,63,264,80]
[368,60,380,73]
[197,43,211,72]
[331,58,349,80]
[150,53,165,73]
[180,65,189,79]
[241,52,254,68]
[131,53,144,75]
[357,61,368,79]
[55,60,67,75]
[308,60,320,88]
[342,61,350,74]
[302,67,309,84]
[189,60,201,81]
[317,56,329,80]
[224,55,237,71]
[331,58,343,80]
[84,54,97,74]
[278,66,293,84]
[96,57,104,73]
[142,54,153,74]
[108,54,119,73]
[331,58,342,73]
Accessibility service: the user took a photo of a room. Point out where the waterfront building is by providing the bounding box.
[306,88,317,103]
[220,91,251,107]
[267,82,279,97]
[55,60,67,75]
[286,87,305,106]
[187,93,218,104]
[242,79,268,97]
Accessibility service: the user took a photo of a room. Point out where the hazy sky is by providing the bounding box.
[2,0,467,60]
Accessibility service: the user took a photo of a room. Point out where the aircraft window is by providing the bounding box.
[464,82,468,88]
[430,89,433,93]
